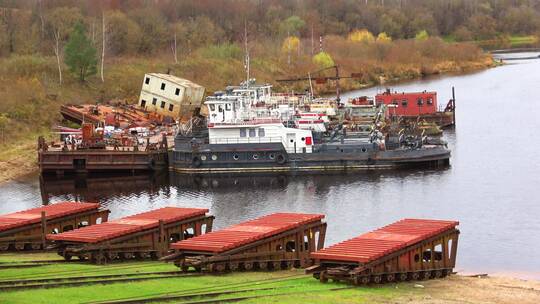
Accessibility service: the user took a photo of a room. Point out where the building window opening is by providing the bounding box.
[161,101,166,109]
[175,88,180,95]
[285,241,296,252]
[152,98,157,105]
[169,104,174,111]
[145,77,150,84]
[249,128,256,137]
[161,83,166,90]
[140,99,146,107]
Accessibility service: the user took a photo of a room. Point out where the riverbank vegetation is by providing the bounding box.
[1,0,539,181]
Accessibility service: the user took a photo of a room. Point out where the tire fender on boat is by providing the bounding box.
[192,156,202,168]
[276,153,287,165]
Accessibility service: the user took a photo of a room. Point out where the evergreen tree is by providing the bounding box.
[64,22,97,82]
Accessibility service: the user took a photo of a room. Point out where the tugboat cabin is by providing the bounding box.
[376,90,438,117]
[206,96,313,154]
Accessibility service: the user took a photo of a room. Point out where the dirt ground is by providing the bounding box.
[394,275,540,304]
[0,159,37,184]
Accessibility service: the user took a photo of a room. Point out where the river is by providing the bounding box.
[1,53,539,280]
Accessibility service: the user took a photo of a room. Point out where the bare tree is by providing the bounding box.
[52,29,62,84]
[101,11,105,82]
[170,22,186,64]
[171,31,178,63]
[46,7,82,85]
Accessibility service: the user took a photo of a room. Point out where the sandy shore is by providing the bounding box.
[388,275,540,304]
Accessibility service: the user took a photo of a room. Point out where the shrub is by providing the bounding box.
[415,30,429,41]
[348,29,375,43]
[312,52,335,68]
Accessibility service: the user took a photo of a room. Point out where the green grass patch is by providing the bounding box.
[508,35,539,46]
[0,253,417,304]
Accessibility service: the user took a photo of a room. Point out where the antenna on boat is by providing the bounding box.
[308,72,314,100]
[244,19,250,88]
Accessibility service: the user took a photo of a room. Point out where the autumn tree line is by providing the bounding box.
[1,0,539,64]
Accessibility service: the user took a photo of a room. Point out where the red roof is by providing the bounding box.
[171,213,325,253]
[47,207,208,243]
[311,219,458,263]
[0,202,100,233]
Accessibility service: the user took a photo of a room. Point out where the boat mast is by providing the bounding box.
[244,19,250,88]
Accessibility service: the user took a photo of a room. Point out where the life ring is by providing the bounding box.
[192,156,202,168]
[276,153,287,165]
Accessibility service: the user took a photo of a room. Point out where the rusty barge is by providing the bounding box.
[38,123,170,175]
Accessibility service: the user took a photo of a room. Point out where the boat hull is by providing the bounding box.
[169,144,450,174]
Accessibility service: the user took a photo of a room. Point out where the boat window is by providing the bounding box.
[169,104,174,111]
[417,98,423,106]
[253,154,259,160]
[269,153,275,160]
[140,99,146,107]
[161,101,166,109]
[427,98,433,105]
[211,154,218,160]
[361,147,367,152]
[145,77,150,84]
[225,103,231,111]
[233,154,239,160]
[152,98,157,105]
[161,83,166,90]
[392,99,398,105]
[402,99,408,107]
[209,104,215,111]
[175,88,180,96]
[200,155,207,161]
[258,128,265,137]
[240,129,246,137]
[249,129,256,137]
[218,105,223,112]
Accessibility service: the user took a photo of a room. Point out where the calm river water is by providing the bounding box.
[1,53,539,280]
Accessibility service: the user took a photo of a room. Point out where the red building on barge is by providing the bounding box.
[375,89,455,127]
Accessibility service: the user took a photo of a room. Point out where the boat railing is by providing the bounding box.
[209,136,283,145]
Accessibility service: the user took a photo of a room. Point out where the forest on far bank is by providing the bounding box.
[0,0,538,154]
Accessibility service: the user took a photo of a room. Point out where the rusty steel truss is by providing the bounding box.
[51,214,214,264]
[164,218,327,272]
[308,222,459,285]
[0,207,109,252]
